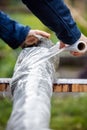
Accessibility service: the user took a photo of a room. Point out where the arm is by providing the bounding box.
[22,0,81,45]
[0,11,30,49]
[0,11,50,49]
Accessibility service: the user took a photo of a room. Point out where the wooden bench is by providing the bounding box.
[0,78,87,97]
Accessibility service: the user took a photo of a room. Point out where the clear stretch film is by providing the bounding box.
[5,37,87,130]
[6,37,58,130]
[29,40,87,68]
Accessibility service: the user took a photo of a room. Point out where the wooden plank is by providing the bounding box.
[53,84,87,92]
[0,78,87,93]
[53,79,87,92]
[54,78,87,84]
[0,78,11,84]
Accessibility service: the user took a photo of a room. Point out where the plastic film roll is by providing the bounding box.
[65,41,87,53]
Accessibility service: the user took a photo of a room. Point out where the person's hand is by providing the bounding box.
[60,34,87,56]
[70,34,87,56]
[21,29,50,48]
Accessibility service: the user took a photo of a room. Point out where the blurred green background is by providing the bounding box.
[0,0,87,130]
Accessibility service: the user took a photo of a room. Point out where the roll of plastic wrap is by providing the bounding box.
[30,40,87,68]
[65,41,87,52]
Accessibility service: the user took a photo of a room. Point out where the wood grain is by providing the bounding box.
[0,78,87,92]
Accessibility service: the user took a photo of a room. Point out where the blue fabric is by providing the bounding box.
[22,0,81,45]
[0,11,30,49]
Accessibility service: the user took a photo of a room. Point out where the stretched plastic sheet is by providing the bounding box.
[22,35,87,67]
[6,37,59,130]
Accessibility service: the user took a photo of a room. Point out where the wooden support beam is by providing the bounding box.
[53,79,87,92]
[0,78,10,91]
[0,78,87,94]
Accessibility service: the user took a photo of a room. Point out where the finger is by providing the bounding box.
[35,30,50,38]
[70,51,83,56]
[25,35,39,45]
[60,42,66,49]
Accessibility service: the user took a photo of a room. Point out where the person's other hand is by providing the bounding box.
[60,34,87,56]
[70,34,87,56]
[21,29,50,48]
[29,29,50,38]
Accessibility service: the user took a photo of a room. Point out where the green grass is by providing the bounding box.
[0,94,87,130]
[50,94,87,130]
[0,98,12,130]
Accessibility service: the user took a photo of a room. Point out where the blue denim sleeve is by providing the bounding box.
[22,0,81,45]
[0,11,30,49]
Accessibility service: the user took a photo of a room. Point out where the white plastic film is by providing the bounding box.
[6,37,59,130]
[6,35,86,130]
[28,40,87,67]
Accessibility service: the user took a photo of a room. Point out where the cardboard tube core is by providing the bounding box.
[77,42,86,51]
